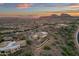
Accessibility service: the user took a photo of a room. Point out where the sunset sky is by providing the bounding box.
[0,3,79,16]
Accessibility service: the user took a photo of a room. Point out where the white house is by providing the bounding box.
[32,31,48,40]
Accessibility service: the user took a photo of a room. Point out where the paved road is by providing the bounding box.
[74,28,79,52]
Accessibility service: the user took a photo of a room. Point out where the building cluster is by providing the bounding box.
[0,24,49,55]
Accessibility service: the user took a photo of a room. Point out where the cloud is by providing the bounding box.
[0,3,4,5]
[16,4,32,9]
[68,4,79,8]
[0,3,4,6]
[52,4,79,9]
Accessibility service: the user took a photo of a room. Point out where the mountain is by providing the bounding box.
[0,13,78,24]
[39,13,74,20]
[60,13,72,17]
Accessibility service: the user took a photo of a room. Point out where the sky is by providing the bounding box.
[0,3,79,16]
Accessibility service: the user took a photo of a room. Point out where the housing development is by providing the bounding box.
[0,3,79,56]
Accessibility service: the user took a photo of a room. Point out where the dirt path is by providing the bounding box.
[33,35,54,55]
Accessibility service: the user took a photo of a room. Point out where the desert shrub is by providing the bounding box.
[43,46,51,50]
[26,40,32,45]
[40,51,52,56]
[0,39,4,43]
[24,51,33,56]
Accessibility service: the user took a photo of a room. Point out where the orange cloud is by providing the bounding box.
[16,4,31,9]
[68,4,79,8]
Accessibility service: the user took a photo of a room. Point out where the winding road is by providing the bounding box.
[75,28,79,51]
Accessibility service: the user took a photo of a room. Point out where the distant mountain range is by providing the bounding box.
[39,13,72,19]
[0,13,78,24]
[0,13,75,19]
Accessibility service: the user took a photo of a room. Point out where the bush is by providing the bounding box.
[26,40,32,45]
[43,46,51,50]
[21,36,26,40]
[0,38,4,43]
[25,51,33,56]
[40,50,52,56]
